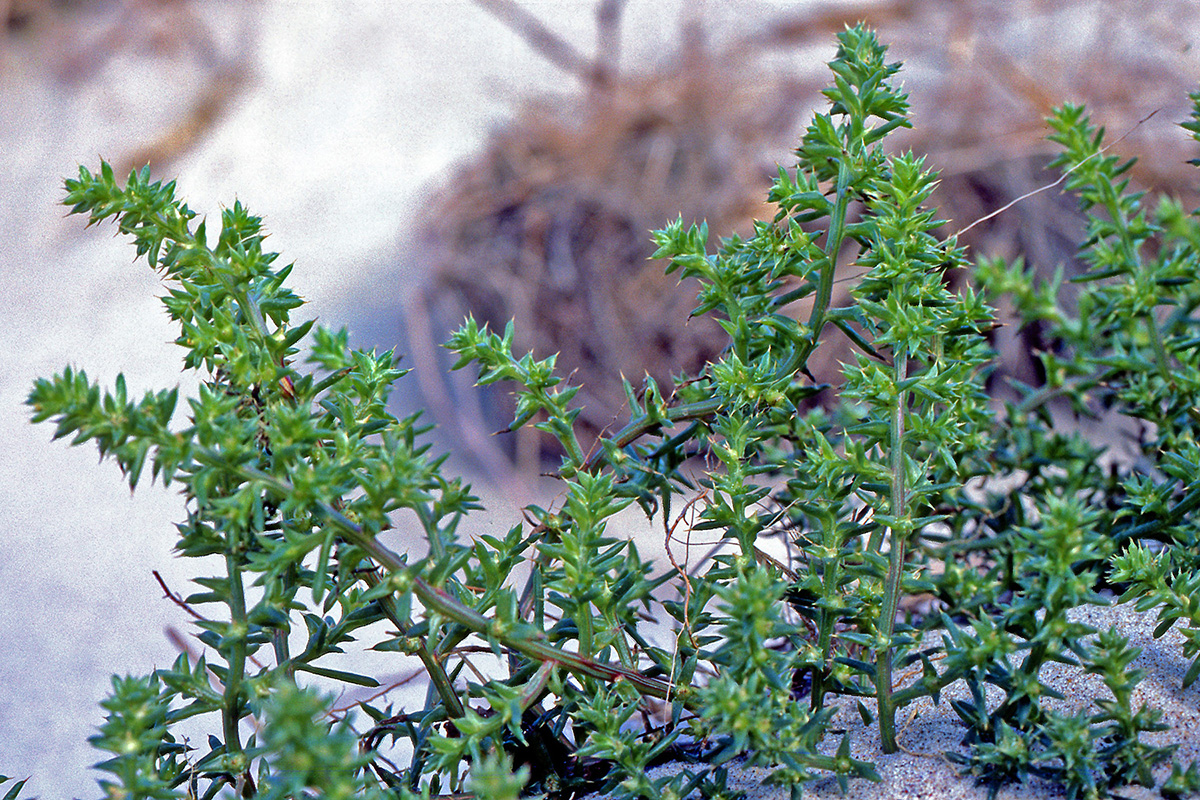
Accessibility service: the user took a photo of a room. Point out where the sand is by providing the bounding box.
[620,601,1200,800]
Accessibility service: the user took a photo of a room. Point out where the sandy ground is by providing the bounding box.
[642,601,1200,800]
[3,3,1200,799]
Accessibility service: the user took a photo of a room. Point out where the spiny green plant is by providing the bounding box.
[18,23,1200,800]
[0,778,28,800]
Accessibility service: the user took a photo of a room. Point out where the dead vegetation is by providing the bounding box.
[2,0,256,173]
[412,0,1200,479]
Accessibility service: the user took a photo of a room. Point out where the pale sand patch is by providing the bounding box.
[615,601,1200,799]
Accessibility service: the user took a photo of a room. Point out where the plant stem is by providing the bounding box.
[1145,313,1172,383]
[811,517,845,711]
[352,521,682,701]
[359,568,467,719]
[772,157,852,383]
[273,630,291,679]
[577,603,595,659]
[1116,480,1200,543]
[222,550,248,755]
[231,462,689,705]
[581,398,721,472]
[875,343,909,754]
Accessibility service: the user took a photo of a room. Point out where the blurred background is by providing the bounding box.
[2,1,1199,796]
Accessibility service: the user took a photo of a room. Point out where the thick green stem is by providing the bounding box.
[413,502,447,562]
[812,522,843,711]
[773,158,854,383]
[1145,313,1172,383]
[272,630,291,679]
[577,604,596,660]
[553,416,588,469]
[221,550,248,755]
[406,559,682,702]
[875,344,909,754]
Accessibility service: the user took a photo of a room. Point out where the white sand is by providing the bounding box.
[623,601,1200,800]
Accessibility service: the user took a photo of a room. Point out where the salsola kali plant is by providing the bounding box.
[19,23,1200,800]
